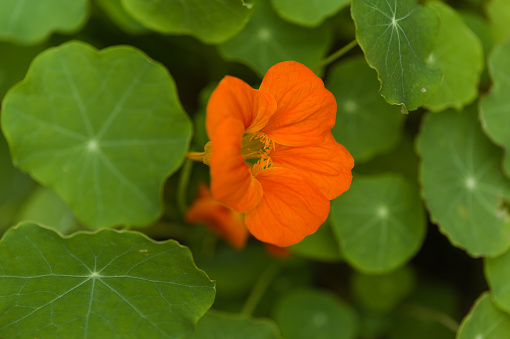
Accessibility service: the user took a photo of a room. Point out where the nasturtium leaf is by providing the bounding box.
[457,293,510,339]
[486,0,510,43]
[485,250,510,314]
[424,1,483,112]
[0,222,216,338]
[187,310,281,339]
[1,41,192,229]
[290,221,342,262]
[330,174,426,273]
[351,266,415,313]
[0,0,88,45]
[95,0,148,34]
[270,0,349,27]
[480,40,510,178]
[273,288,358,339]
[416,107,510,257]
[327,57,405,163]
[219,0,333,76]
[351,0,442,111]
[121,0,252,44]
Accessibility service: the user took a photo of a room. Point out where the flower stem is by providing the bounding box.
[187,152,205,162]
[241,261,281,316]
[177,158,193,215]
[314,39,358,69]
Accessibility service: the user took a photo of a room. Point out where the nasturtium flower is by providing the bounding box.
[186,184,248,250]
[189,61,353,247]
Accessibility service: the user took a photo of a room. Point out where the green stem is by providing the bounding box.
[314,39,358,69]
[177,158,194,215]
[241,261,281,316]
[400,303,460,332]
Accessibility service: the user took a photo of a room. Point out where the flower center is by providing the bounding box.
[240,133,273,160]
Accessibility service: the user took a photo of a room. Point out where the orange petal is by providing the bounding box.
[259,61,337,147]
[206,76,277,140]
[244,168,330,247]
[270,132,354,200]
[210,117,263,212]
[186,185,248,250]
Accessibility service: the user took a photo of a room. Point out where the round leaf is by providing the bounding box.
[457,293,510,339]
[485,250,510,314]
[330,174,426,273]
[219,0,333,76]
[486,0,510,43]
[96,0,148,34]
[327,56,405,162]
[0,222,216,338]
[273,288,358,339]
[424,1,484,112]
[187,310,280,339]
[270,0,349,27]
[121,0,252,44]
[289,221,342,262]
[480,39,510,178]
[351,0,442,111]
[1,41,192,229]
[416,107,510,257]
[0,0,88,45]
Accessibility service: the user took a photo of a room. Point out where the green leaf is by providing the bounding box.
[424,1,484,112]
[0,222,215,338]
[273,288,358,339]
[270,0,349,27]
[457,293,510,339]
[187,310,281,339]
[351,266,415,313]
[95,0,149,34]
[121,0,252,44]
[416,107,510,257]
[290,221,342,262]
[0,0,88,45]
[486,0,510,43]
[480,39,510,178]
[485,250,510,314]
[219,0,333,76]
[1,41,192,229]
[351,0,442,111]
[330,174,426,273]
[327,56,405,163]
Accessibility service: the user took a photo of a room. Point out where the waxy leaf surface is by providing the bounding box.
[480,40,510,177]
[327,57,405,163]
[0,222,216,338]
[270,0,349,27]
[457,293,510,339]
[485,250,510,315]
[424,1,483,112]
[1,41,192,229]
[351,0,442,111]
[0,0,88,45]
[121,0,252,44]
[417,107,510,257]
[219,0,332,76]
[330,174,426,273]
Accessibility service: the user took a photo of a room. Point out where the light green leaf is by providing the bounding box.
[327,56,405,163]
[290,221,342,262]
[424,1,483,112]
[480,39,510,178]
[351,0,442,111]
[416,107,510,257]
[351,266,415,313]
[270,0,349,27]
[219,0,333,76]
[457,293,510,339]
[121,0,252,44]
[95,0,148,34]
[273,288,358,339]
[187,310,281,339]
[0,0,88,45]
[486,0,510,43]
[485,250,510,315]
[330,174,426,273]
[1,41,192,229]
[0,222,216,338]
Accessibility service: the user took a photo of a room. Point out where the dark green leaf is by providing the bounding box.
[270,0,349,27]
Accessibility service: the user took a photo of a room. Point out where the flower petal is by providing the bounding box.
[186,185,248,250]
[270,132,354,200]
[210,117,263,212]
[259,61,337,146]
[244,167,330,247]
[207,76,277,140]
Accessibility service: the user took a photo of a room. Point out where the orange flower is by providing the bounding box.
[185,184,248,250]
[190,61,353,247]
